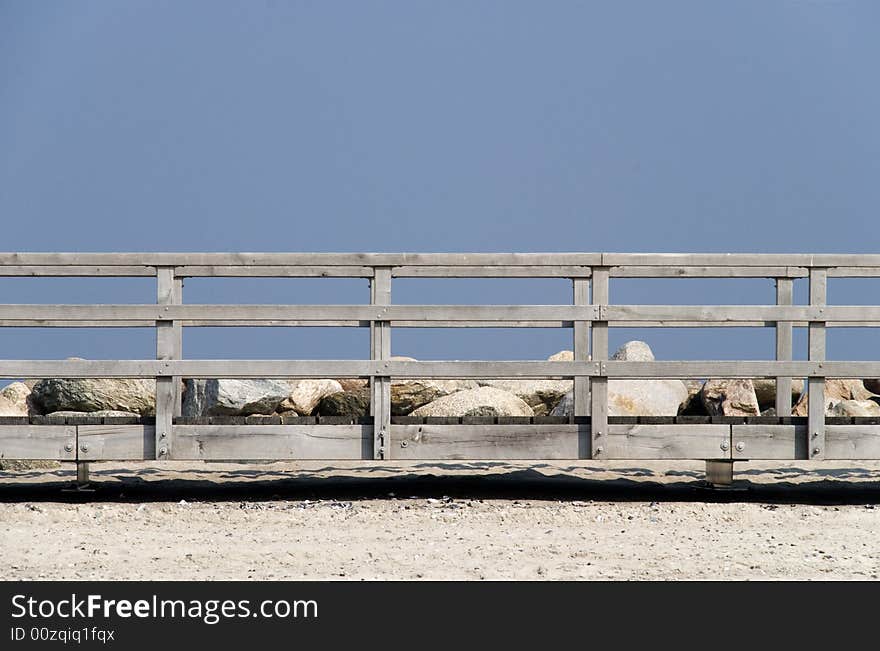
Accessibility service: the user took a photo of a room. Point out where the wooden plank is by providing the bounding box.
[393,266,592,278]
[371,267,392,460]
[775,278,793,417]
[0,359,603,379]
[175,265,374,278]
[0,265,155,277]
[604,424,731,460]
[731,425,808,460]
[590,267,609,459]
[601,361,880,378]
[156,267,176,459]
[171,425,371,460]
[825,425,880,459]
[808,268,827,460]
[572,278,590,439]
[0,426,76,460]
[609,266,808,278]
[389,424,580,459]
[601,305,880,323]
[78,425,156,460]
[0,304,602,323]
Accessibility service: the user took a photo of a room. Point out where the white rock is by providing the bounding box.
[477,379,571,416]
[391,379,479,415]
[279,379,343,415]
[410,387,534,418]
[829,400,880,417]
[0,382,32,416]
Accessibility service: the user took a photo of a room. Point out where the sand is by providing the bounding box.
[1,460,879,580]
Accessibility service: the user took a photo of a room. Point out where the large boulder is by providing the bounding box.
[411,386,534,418]
[30,378,156,415]
[476,379,571,416]
[278,379,343,415]
[792,379,878,416]
[182,379,290,417]
[752,378,805,410]
[316,389,370,417]
[391,379,479,415]
[548,350,574,361]
[829,400,880,417]
[551,341,688,417]
[0,382,33,416]
[700,379,761,416]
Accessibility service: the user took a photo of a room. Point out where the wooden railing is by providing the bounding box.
[1,253,880,478]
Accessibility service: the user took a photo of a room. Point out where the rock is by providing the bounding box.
[476,379,571,416]
[752,378,805,409]
[411,387,534,418]
[551,340,688,417]
[0,382,33,416]
[761,407,777,417]
[391,379,479,415]
[45,410,141,418]
[792,379,878,416]
[337,378,368,392]
[182,379,291,417]
[611,340,655,362]
[678,380,707,415]
[278,379,343,415]
[548,350,573,361]
[700,379,760,416]
[30,378,156,415]
[0,460,61,471]
[829,400,880,417]
[316,389,370,417]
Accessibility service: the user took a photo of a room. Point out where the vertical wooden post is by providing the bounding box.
[590,267,609,459]
[371,267,392,460]
[808,268,827,460]
[155,267,179,459]
[572,277,590,457]
[775,278,793,416]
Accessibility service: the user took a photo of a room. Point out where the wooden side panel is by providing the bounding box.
[171,425,371,460]
[390,424,580,460]
[731,425,808,460]
[604,424,731,459]
[78,425,156,461]
[0,426,76,460]
[825,425,880,459]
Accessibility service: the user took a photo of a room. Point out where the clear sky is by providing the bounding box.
[0,1,877,366]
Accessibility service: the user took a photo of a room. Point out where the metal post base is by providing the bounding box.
[705,460,735,488]
[62,462,95,493]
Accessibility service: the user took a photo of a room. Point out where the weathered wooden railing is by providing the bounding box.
[1,253,879,486]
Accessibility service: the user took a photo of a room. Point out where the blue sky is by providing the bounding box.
[0,1,877,365]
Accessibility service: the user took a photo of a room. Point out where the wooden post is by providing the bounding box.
[775,278,793,416]
[590,267,609,459]
[371,267,392,460]
[808,268,827,460]
[572,277,591,427]
[155,266,179,459]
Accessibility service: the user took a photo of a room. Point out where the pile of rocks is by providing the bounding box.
[2,341,878,419]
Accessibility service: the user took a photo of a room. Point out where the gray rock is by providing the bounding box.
[752,378,805,409]
[45,410,141,418]
[411,387,534,418]
[279,379,343,415]
[391,379,479,415]
[792,379,878,416]
[30,378,156,415]
[701,379,760,416]
[477,379,571,416]
[829,399,880,417]
[551,340,688,417]
[182,379,291,417]
[316,389,370,417]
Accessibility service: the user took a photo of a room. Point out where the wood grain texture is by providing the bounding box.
[390,424,580,459]
[0,426,76,460]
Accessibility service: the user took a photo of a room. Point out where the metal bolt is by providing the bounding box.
[594,431,603,438]
[160,431,167,439]
[400,440,408,448]
[159,447,168,456]
[720,441,730,451]
[735,442,745,452]
[64,443,73,452]
[812,447,821,455]
[595,446,603,455]
[812,431,820,439]
[80,444,89,453]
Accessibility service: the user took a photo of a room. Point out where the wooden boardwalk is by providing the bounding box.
[1,253,879,484]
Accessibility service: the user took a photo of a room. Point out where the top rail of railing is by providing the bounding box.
[1,252,880,277]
